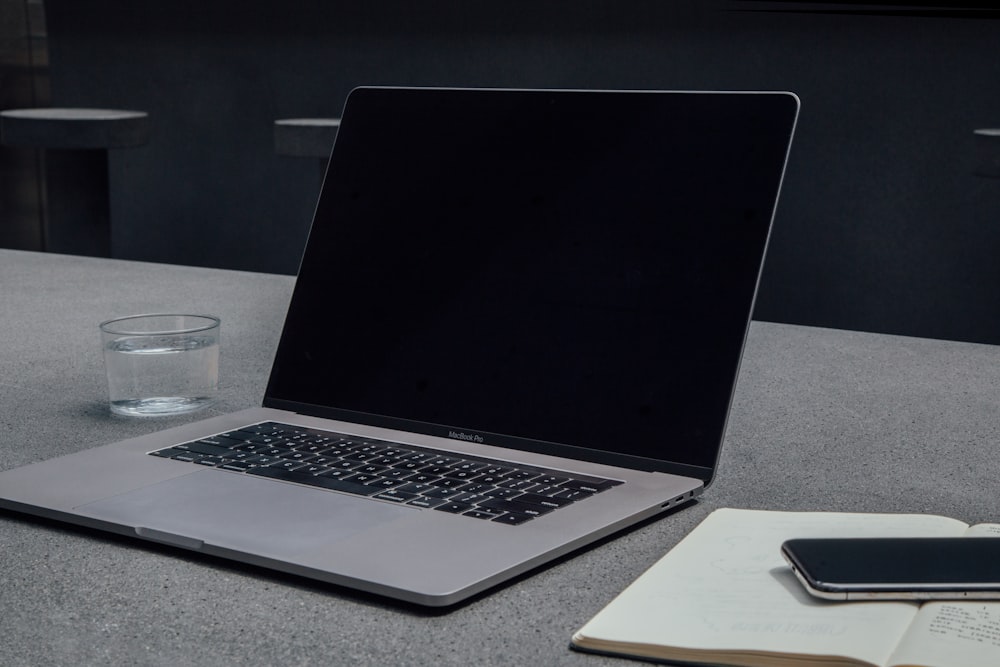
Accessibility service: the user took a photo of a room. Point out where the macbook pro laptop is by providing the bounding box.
[0,87,799,606]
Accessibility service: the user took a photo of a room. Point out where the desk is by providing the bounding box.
[3,249,1000,666]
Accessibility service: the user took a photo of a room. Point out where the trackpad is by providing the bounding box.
[74,469,414,558]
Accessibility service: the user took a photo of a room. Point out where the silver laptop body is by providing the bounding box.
[0,87,799,607]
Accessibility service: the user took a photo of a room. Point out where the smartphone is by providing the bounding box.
[780,537,1000,601]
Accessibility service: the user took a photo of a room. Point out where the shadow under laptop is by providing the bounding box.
[0,500,697,616]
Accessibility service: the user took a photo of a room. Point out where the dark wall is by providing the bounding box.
[36,0,1000,343]
[0,0,47,250]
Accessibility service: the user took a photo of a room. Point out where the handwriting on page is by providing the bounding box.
[727,620,849,637]
[965,524,1000,537]
[928,605,1000,648]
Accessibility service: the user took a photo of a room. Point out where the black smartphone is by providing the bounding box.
[780,537,1000,601]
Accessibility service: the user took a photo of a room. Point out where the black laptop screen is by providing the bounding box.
[265,88,798,480]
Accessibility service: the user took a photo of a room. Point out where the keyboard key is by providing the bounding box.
[449,461,489,473]
[328,459,364,470]
[488,488,525,499]
[497,499,557,517]
[397,482,437,494]
[491,512,533,525]
[406,473,442,485]
[560,479,622,494]
[368,478,407,489]
[475,475,507,485]
[342,473,381,484]
[279,451,317,462]
[432,477,471,489]
[271,460,308,471]
[378,448,408,458]
[316,469,355,480]
[478,497,556,517]
[175,441,232,457]
[194,456,223,466]
[443,469,483,481]
[249,455,280,467]
[245,434,288,446]
[195,435,244,449]
[510,493,575,510]
[261,447,290,457]
[368,456,400,466]
[317,445,350,457]
[373,489,418,503]
[480,465,515,476]
[307,456,337,466]
[418,465,452,476]
[496,479,537,491]
[150,447,181,458]
[380,469,415,480]
[434,501,474,514]
[293,442,332,454]
[399,451,433,463]
[349,442,387,455]
[423,487,464,499]
[536,475,570,485]
[390,460,425,471]
[551,489,592,501]
[231,442,269,453]
[466,505,505,516]
[452,492,490,504]
[527,485,561,496]
[343,451,380,462]
[406,496,448,509]
[455,483,497,495]
[425,456,460,467]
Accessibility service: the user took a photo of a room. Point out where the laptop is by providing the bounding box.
[0,87,799,607]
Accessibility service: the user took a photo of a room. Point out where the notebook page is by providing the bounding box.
[573,508,970,666]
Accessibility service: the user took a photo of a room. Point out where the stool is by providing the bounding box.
[0,108,150,257]
[274,118,340,188]
[974,129,1000,178]
[274,118,340,159]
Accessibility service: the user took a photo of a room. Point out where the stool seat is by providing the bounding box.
[974,128,1000,178]
[1,108,150,149]
[274,118,340,158]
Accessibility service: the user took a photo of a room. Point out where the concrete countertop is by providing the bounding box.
[3,249,999,666]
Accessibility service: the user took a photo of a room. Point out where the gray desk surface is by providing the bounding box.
[3,249,1000,666]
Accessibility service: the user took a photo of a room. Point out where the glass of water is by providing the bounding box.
[99,314,220,417]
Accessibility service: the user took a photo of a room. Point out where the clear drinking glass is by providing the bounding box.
[99,314,220,417]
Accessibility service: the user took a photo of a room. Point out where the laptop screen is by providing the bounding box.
[265,88,798,481]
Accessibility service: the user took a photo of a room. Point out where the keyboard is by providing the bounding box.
[150,421,622,525]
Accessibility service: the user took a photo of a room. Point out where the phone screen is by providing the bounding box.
[782,537,1000,591]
